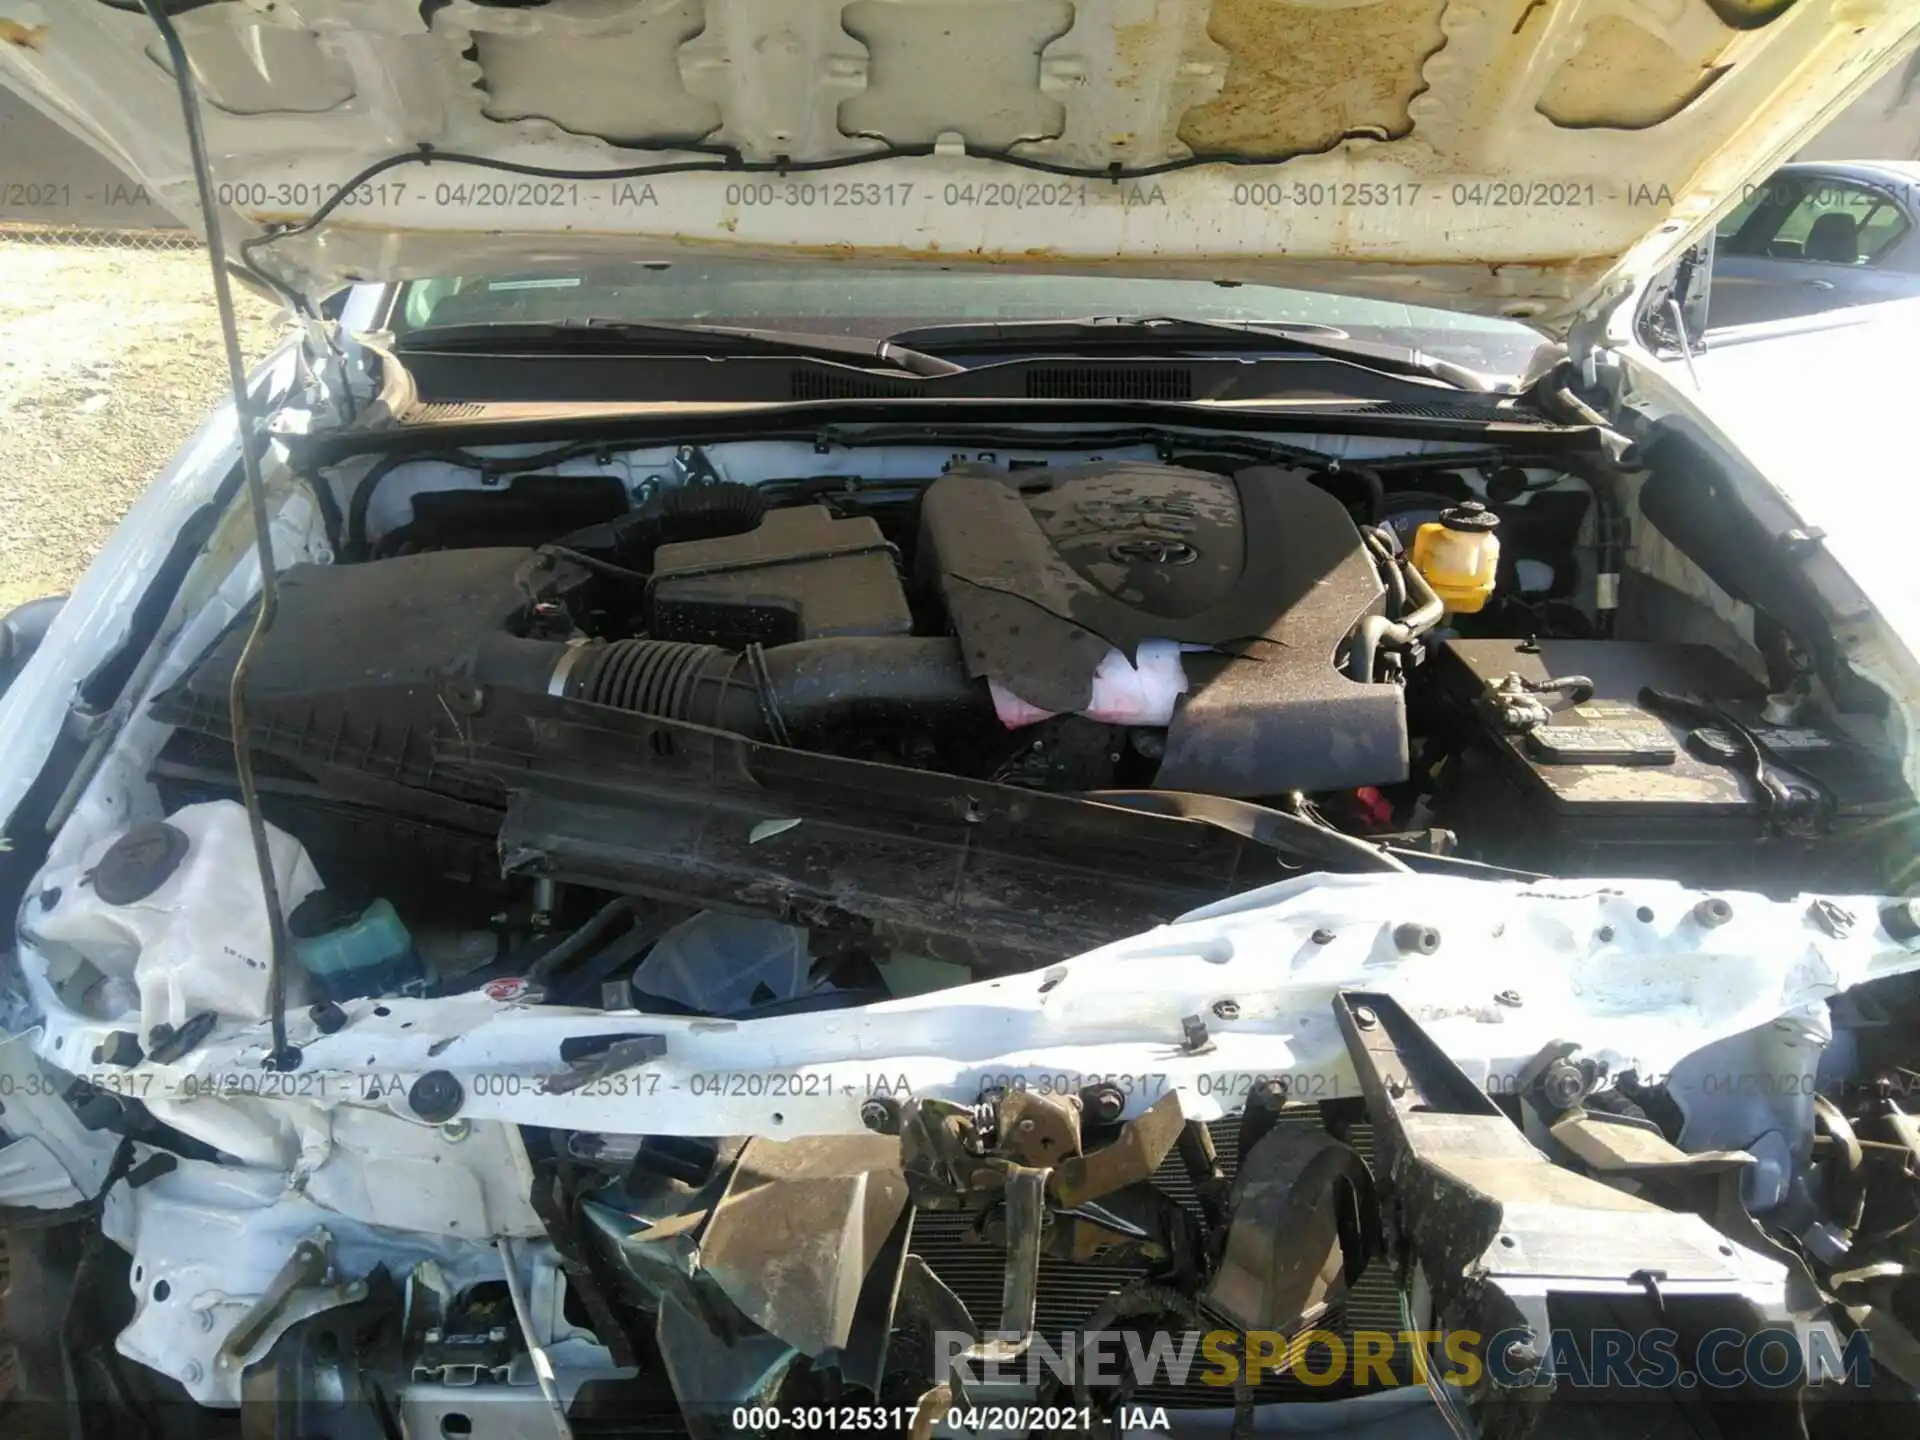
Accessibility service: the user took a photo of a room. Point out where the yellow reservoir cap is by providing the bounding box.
[1411,501,1500,615]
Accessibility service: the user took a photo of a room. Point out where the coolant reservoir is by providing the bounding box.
[27,801,321,1034]
[290,892,423,1002]
[1411,501,1501,614]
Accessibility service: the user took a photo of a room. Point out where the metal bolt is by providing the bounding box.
[1541,1059,1588,1109]
[1393,923,1441,955]
[1494,989,1523,1008]
[1694,897,1733,928]
[1017,1117,1036,1133]
[1354,1006,1379,1030]
[1596,925,1615,943]
[1212,999,1240,1020]
[1310,928,1336,945]
[181,1361,203,1385]
[440,1119,472,1143]
[446,681,488,716]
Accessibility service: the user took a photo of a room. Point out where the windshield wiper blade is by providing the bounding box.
[885,315,1502,392]
[394,320,963,377]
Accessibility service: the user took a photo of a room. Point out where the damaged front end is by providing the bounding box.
[4,7,1920,1430]
[7,840,1920,1439]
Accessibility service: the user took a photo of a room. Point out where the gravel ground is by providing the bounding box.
[0,240,284,610]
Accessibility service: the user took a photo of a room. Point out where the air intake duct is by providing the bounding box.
[558,481,768,567]
[545,636,991,743]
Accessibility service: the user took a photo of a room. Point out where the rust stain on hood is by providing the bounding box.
[1,17,48,47]
[1177,0,1449,155]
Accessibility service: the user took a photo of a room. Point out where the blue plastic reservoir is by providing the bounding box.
[290,894,423,1001]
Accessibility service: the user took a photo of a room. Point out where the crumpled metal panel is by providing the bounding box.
[1203,1125,1376,1334]
[699,1134,910,1357]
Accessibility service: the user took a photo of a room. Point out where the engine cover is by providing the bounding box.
[917,460,1407,796]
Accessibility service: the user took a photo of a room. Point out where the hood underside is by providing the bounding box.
[1,0,1917,330]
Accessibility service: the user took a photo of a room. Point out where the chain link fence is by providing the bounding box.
[0,222,202,251]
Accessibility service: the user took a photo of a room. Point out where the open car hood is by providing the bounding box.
[1,1,1917,329]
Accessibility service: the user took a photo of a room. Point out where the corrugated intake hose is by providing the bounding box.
[539,635,992,742]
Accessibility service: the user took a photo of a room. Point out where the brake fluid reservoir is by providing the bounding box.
[1412,501,1501,614]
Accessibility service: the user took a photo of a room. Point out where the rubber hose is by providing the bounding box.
[526,896,636,984]
[562,481,768,566]
[551,635,990,741]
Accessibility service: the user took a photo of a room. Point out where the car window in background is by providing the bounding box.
[393,262,1548,380]
[1772,181,1907,264]
[1724,177,1910,266]
[1855,200,1914,267]
[1716,185,1773,241]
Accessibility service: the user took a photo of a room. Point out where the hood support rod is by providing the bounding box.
[141,0,299,1069]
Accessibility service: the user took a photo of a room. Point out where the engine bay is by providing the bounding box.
[10,422,1920,1440]
[132,431,1913,1000]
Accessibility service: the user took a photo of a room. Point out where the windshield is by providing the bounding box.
[393,261,1546,379]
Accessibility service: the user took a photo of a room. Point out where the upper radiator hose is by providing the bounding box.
[548,635,990,742]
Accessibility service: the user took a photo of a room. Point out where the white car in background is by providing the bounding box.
[3,4,1920,1439]
[1708,160,1920,326]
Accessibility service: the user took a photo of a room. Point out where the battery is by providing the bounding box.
[1431,637,1908,888]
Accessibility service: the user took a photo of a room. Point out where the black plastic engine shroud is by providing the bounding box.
[917,460,1408,796]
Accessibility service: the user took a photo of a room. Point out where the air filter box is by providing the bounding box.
[648,506,913,650]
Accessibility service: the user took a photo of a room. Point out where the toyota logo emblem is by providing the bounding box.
[1110,537,1198,565]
